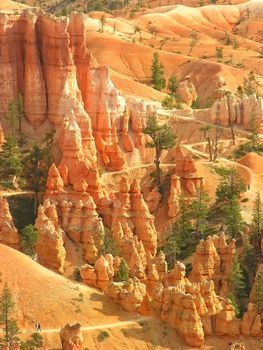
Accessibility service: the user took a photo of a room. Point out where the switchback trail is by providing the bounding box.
[20,316,153,334]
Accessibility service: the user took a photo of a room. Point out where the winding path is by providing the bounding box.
[19,316,153,335]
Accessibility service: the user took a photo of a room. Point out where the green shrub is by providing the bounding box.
[97,331,109,342]
[74,267,82,282]
[114,259,129,282]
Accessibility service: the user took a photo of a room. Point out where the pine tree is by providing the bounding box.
[188,30,199,56]
[243,71,258,96]
[23,144,47,215]
[162,194,193,265]
[151,53,166,91]
[249,107,259,150]
[43,129,55,168]
[0,137,23,185]
[216,167,246,202]
[190,186,210,240]
[142,115,176,191]
[251,192,263,251]
[114,259,129,282]
[20,224,39,258]
[0,284,20,346]
[6,101,17,137]
[99,228,121,257]
[16,93,24,132]
[254,269,263,313]
[241,238,258,292]
[168,74,179,96]
[224,197,245,239]
[228,255,246,317]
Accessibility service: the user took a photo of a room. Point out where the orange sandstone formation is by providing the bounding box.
[178,76,197,106]
[210,94,263,132]
[189,234,236,297]
[0,196,20,250]
[0,123,5,146]
[60,323,84,350]
[35,203,66,274]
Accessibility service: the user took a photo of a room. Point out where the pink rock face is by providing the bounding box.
[241,303,262,336]
[0,123,5,146]
[60,323,84,350]
[46,164,64,192]
[210,94,263,132]
[168,175,181,218]
[215,299,240,337]
[35,204,66,274]
[190,234,235,297]
[0,196,20,250]
[178,77,197,106]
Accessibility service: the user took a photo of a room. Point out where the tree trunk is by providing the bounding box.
[230,124,236,145]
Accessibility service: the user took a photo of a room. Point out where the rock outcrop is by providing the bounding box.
[167,175,181,218]
[35,203,66,274]
[60,323,84,350]
[0,123,5,146]
[189,234,236,297]
[178,76,197,106]
[210,94,263,132]
[0,196,20,250]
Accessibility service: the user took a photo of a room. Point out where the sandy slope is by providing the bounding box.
[0,0,28,10]
[0,244,194,350]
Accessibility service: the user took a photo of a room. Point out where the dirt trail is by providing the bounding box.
[0,191,34,197]
[20,316,153,334]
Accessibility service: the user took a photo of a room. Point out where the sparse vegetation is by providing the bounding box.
[20,224,39,258]
[97,330,110,342]
[151,53,166,91]
[0,284,20,347]
[142,115,176,191]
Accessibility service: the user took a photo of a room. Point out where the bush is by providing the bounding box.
[20,224,39,257]
[74,267,82,282]
[114,259,129,282]
[162,96,175,109]
[97,331,109,342]
[20,333,44,350]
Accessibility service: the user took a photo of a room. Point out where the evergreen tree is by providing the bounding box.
[188,30,199,56]
[254,269,263,313]
[151,53,166,91]
[6,101,17,137]
[224,197,245,239]
[99,228,121,257]
[251,192,263,251]
[190,186,210,240]
[16,93,24,132]
[114,259,129,282]
[241,239,258,293]
[243,71,258,96]
[20,224,39,258]
[216,167,246,202]
[142,116,176,190]
[0,137,23,185]
[23,144,46,215]
[228,255,246,317]
[168,74,179,96]
[249,107,259,150]
[0,284,20,346]
[43,129,55,168]
[20,333,44,350]
[162,194,193,266]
